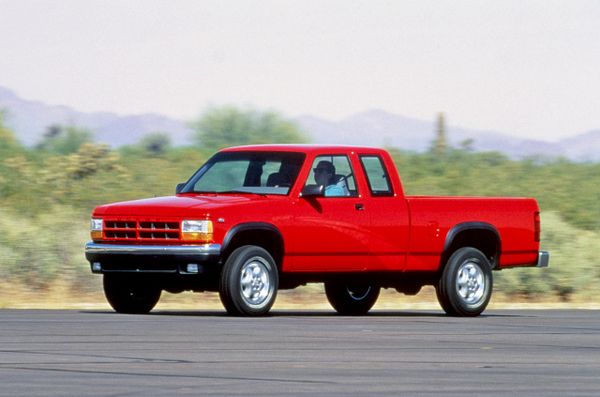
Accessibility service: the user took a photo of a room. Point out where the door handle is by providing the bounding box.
[355,203,365,211]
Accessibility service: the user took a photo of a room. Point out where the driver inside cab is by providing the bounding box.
[313,160,345,197]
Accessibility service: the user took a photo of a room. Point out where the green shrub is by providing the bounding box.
[495,212,599,301]
[0,206,90,290]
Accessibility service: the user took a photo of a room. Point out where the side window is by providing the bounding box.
[305,155,358,197]
[360,155,393,196]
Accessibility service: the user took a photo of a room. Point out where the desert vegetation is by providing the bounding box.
[1,108,599,306]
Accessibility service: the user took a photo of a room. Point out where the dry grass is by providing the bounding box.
[2,282,599,311]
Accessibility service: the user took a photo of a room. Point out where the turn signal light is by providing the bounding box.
[90,218,103,241]
[181,220,213,242]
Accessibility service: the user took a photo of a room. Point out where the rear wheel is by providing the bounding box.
[436,247,493,317]
[219,245,278,316]
[103,274,161,314]
[324,281,380,315]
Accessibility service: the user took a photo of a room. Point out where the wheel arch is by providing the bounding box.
[221,222,285,271]
[440,222,501,270]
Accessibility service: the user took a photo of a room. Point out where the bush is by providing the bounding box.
[495,212,599,301]
[0,206,90,290]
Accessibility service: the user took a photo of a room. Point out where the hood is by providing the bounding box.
[93,194,259,217]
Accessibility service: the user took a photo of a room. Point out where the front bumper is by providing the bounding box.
[85,242,221,274]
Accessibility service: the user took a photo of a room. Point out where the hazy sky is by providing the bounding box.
[1,0,599,141]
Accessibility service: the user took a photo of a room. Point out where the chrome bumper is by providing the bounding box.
[537,251,550,268]
[85,242,222,274]
[85,242,221,256]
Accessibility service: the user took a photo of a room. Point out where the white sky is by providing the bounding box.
[1,0,599,141]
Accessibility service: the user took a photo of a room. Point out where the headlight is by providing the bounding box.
[181,220,213,242]
[90,218,103,240]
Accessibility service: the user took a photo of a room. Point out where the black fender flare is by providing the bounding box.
[441,222,501,269]
[221,222,285,266]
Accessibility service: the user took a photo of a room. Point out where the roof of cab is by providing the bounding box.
[220,144,385,155]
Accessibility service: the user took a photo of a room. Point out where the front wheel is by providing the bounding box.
[436,247,493,317]
[103,274,161,314]
[325,281,380,315]
[219,245,279,316]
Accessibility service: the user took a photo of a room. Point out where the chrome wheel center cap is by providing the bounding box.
[456,261,485,305]
[240,258,272,306]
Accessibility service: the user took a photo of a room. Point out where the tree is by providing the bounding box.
[191,106,309,151]
[459,138,475,152]
[431,112,448,156]
[37,124,93,154]
[0,110,24,196]
[139,132,171,156]
[0,110,21,154]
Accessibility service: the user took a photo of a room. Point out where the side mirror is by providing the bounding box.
[176,183,186,194]
[300,185,324,197]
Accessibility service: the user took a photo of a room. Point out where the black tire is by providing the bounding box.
[103,274,161,314]
[436,247,493,317]
[435,281,454,314]
[324,281,380,315]
[219,245,279,316]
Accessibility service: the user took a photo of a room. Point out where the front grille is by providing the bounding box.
[103,219,180,241]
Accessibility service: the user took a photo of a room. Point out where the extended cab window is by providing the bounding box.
[182,151,305,195]
[360,155,393,196]
[304,155,357,197]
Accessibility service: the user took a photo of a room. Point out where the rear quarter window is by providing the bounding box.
[359,155,393,196]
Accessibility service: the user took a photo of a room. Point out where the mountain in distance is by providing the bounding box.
[558,129,600,160]
[296,109,565,158]
[1,86,599,161]
[0,86,193,146]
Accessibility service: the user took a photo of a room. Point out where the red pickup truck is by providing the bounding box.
[85,145,548,317]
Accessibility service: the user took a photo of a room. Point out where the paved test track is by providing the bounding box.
[1,309,599,396]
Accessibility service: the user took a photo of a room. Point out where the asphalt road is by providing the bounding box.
[1,309,599,396]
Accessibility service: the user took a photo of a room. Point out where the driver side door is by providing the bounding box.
[286,154,372,272]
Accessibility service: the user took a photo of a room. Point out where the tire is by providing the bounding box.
[324,281,380,315]
[219,245,279,316]
[436,247,493,317]
[435,282,454,314]
[103,274,161,314]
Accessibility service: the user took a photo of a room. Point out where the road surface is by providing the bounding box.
[1,309,599,396]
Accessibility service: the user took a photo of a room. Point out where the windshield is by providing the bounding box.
[181,151,306,195]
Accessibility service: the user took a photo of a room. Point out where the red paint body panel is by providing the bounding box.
[405,197,539,270]
[91,145,541,274]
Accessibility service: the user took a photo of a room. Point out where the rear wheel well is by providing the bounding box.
[441,227,500,270]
